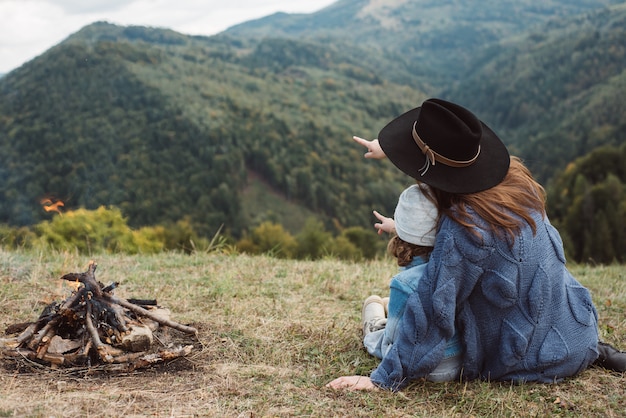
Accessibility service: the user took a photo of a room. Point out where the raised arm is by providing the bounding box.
[373,210,395,235]
[353,136,386,159]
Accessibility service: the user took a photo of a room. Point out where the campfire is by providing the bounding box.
[40,198,65,215]
[1,261,197,371]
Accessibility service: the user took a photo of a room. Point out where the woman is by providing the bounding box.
[327,98,602,391]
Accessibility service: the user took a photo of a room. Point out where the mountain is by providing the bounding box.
[444,2,626,182]
[0,22,424,236]
[227,0,624,88]
[1,0,625,241]
[228,0,626,181]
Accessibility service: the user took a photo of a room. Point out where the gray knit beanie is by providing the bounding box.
[394,184,438,246]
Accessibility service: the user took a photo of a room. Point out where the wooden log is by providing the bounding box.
[110,351,147,364]
[60,260,101,298]
[17,302,62,343]
[30,317,61,348]
[127,298,157,306]
[3,347,65,366]
[101,299,128,332]
[140,307,171,332]
[82,338,93,356]
[105,295,197,335]
[41,352,66,366]
[102,281,119,293]
[5,322,32,335]
[58,287,86,314]
[16,323,38,344]
[85,302,113,363]
[35,327,57,359]
[125,345,193,371]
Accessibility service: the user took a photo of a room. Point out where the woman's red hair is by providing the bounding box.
[426,156,546,243]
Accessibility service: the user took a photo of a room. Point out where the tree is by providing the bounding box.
[549,146,626,263]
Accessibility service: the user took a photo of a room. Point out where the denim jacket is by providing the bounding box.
[370,209,599,391]
[364,256,462,360]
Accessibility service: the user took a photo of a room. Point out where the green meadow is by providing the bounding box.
[0,250,624,417]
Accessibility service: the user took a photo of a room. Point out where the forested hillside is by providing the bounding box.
[446,3,626,182]
[1,0,625,263]
[227,0,624,87]
[230,0,626,183]
[0,23,423,237]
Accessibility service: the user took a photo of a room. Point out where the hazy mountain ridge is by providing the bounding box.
[0,22,426,235]
[227,0,624,84]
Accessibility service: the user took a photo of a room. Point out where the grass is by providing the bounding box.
[0,248,624,417]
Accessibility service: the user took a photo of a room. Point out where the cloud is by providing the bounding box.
[0,0,336,74]
[0,1,73,72]
[38,0,134,14]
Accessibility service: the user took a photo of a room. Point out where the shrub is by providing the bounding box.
[162,217,209,254]
[327,235,361,261]
[340,226,384,259]
[236,221,297,258]
[0,224,37,249]
[295,218,332,260]
[132,225,167,253]
[35,206,137,254]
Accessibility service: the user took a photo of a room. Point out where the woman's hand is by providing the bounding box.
[326,375,378,391]
[353,136,386,159]
[373,210,395,235]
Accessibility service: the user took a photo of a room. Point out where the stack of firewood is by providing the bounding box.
[1,261,197,371]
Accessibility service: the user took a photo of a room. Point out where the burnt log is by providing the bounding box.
[106,295,197,335]
[59,260,102,298]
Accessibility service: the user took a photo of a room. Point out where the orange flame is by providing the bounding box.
[41,198,64,215]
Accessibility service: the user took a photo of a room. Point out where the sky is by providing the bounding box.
[0,0,337,74]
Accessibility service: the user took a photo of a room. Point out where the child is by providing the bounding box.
[361,184,463,382]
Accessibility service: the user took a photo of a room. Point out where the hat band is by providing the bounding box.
[412,121,481,176]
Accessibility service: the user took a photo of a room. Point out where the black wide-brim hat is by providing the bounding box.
[378,98,510,194]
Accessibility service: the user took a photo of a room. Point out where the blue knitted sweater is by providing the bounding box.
[370,209,599,390]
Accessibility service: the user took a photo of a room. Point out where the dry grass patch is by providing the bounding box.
[1,249,624,417]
